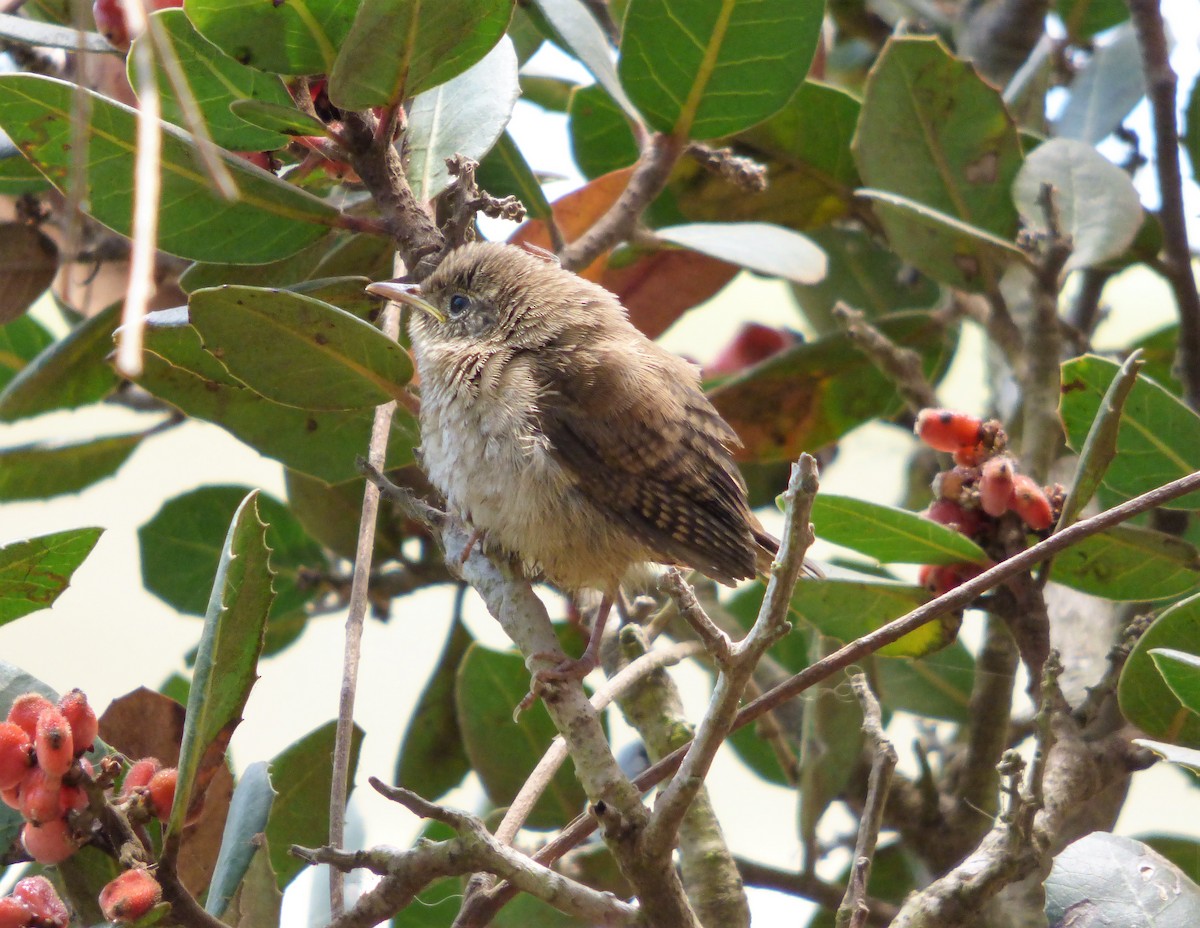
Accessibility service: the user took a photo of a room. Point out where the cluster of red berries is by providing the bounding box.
[0,877,69,928]
[914,408,1060,596]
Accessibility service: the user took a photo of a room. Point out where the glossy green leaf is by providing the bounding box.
[790,579,956,658]
[169,492,273,838]
[1056,0,1128,40]
[476,131,553,222]
[140,485,324,622]
[265,720,362,888]
[1055,25,1144,144]
[0,141,51,195]
[0,527,102,626]
[456,644,590,829]
[188,286,413,410]
[0,315,54,390]
[1056,350,1143,532]
[1060,355,1200,510]
[0,433,143,501]
[227,100,330,140]
[619,0,821,140]
[184,0,358,76]
[1133,326,1182,398]
[1013,138,1142,271]
[530,0,636,118]
[1139,835,1200,887]
[138,316,417,483]
[568,84,638,179]
[854,37,1024,291]
[1119,592,1200,748]
[1046,833,1200,927]
[1050,525,1200,601]
[405,37,520,202]
[130,10,294,151]
[876,643,975,723]
[655,222,826,284]
[1150,649,1200,718]
[329,0,512,109]
[206,761,276,918]
[709,312,955,463]
[0,223,57,324]
[0,302,120,422]
[1188,74,1200,189]
[0,74,338,263]
[284,468,404,561]
[397,618,474,799]
[809,494,989,567]
[521,75,575,112]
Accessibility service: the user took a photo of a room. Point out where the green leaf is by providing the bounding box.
[1060,355,1200,510]
[169,492,273,838]
[456,644,591,829]
[0,433,143,501]
[0,315,54,390]
[568,84,639,179]
[1055,25,1144,144]
[405,37,520,202]
[618,0,822,140]
[790,579,956,658]
[137,316,417,483]
[1012,138,1143,271]
[1138,835,1200,887]
[1055,0,1128,40]
[799,653,862,859]
[0,223,57,325]
[223,834,283,928]
[0,10,115,54]
[328,0,512,109]
[709,311,955,463]
[1134,739,1200,774]
[1134,325,1183,398]
[854,36,1024,291]
[0,302,120,422]
[140,485,324,620]
[227,100,330,140]
[1119,592,1200,749]
[1056,350,1143,532]
[1150,649,1200,718]
[475,131,553,222]
[876,643,975,723]
[184,0,359,76]
[129,10,294,151]
[808,494,989,567]
[0,74,338,263]
[187,286,413,410]
[265,720,362,888]
[1052,523,1200,602]
[655,222,826,284]
[529,0,636,118]
[0,527,103,626]
[206,761,276,918]
[1188,72,1200,190]
[396,618,474,799]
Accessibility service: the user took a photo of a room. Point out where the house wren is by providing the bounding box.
[367,243,809,677]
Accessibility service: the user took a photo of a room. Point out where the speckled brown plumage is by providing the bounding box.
[377,242,783,597]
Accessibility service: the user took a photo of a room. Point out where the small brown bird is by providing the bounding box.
[367,242,807,678]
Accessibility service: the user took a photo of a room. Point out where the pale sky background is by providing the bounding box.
[2,4,1200,924]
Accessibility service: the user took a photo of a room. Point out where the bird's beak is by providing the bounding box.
[365,280,446,322]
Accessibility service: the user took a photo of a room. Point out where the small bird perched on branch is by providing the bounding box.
[367,242,815,679]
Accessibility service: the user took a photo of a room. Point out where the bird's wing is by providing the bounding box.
[534,346,759,585]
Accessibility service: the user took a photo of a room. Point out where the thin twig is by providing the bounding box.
[661,568,733,664]
[833,303,939,413]
[686,142,768,193]
[1127,0,1200,409]
[835,676,896,928]
[736,859,898,926]
[328,287,402,916]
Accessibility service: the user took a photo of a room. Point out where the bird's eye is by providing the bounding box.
[448,294,470,317]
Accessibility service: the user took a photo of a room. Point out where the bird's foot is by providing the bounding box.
[457,526,486,567]
[533,651,598,684]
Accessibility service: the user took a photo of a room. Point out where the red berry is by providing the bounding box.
[60,782,88,815]
[979,457,1015,518]
[92,0,131,50]
[924,499,983,537]
[1011,475,1053,531]
[915,409,983,453]
[147,767,177,820]
[19,767,63,826]
[12,876,69,928]
[706,323,794,378]
[952,443,987,467]
[0,897,31,928]
[21,819,78,865]
[35,707,73,778]
[122,757,162,796]
[919,563,981,597]
[1,785,19,809]
[7,695,52,740]
[99,869,162,923]
[58,690,97,756]
[0,722,32,790]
